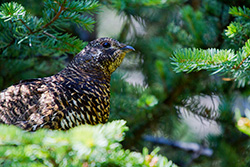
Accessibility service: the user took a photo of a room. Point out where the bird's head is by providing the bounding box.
[72,37,135,75]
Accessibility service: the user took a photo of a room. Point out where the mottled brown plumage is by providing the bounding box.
[0,37,134,131]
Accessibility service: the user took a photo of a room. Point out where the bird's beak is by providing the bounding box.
[121,45,135,52]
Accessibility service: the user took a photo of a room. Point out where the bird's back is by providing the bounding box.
[0,78,55,130]
[0,69,110,131]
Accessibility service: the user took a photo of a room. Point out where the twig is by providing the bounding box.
[42,31,77,48]
[233,56,249,70]
[18,0,67,35]
[4,0,68,53]
[0,38,15,54]
[19,18,33,33]
[41,0,66,29]
[42,31,57,39]
[0,143,20,147]
[143,135,213,157]
[30,0,67,35]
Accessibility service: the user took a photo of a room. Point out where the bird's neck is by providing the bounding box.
[59,62,111,84]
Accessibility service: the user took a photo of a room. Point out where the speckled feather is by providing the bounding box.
[0,37,134,131]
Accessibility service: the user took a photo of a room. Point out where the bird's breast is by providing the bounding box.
[57,78,111,130]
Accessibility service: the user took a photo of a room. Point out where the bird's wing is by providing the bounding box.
[0,78,62,131]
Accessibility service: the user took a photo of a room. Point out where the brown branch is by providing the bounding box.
[25,0,78,51]
[42,31,76,48]
[42,31,57,39]
[1,0,67,52]
[30,0,67,35]
[222,77,235,81]
[1,18,33,53]
[233,56,249,70]
[0,38,15,55]
[19,19,33,33]
[41,1,66,29]
[238,13,250,19]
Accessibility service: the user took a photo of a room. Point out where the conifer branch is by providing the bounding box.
[229,6,250,19]
[42,31,57,39]
[18,18,32,33]
[42,31,75,48]
[143,135,213,157]
[41,0,66,29]
[0,1,98,56]
[0,39,14,55]
[171,5,250,87]
[31,0,67,35]
[233,55,249,69]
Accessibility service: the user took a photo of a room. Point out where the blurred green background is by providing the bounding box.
[1,0,250,166]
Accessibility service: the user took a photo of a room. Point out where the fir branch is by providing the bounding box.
[171,39,250,74]
[40,0,67,30]
[31,0,67,35]
[0,1,98,56]
[143,135,213,157]
[229,6,250,19]
[18,18,32,33]
[42,31,57,39]
[233,56,249,70]
[180,96,219,121]
[171,6,250,87]
[171,48,235,73]
[0,38,15,55]
[42,31,76,48]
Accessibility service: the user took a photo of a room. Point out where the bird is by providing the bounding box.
[0,37,135,131]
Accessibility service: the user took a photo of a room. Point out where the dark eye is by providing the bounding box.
[102,42,111,48]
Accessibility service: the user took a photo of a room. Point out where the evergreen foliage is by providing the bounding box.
[0,0,98,90]
[106,0,250,166]
[170,4,250,166]
[172,4,250,146]
[0,120,176,167]
[172,6,250,87]
[0,0,98,56]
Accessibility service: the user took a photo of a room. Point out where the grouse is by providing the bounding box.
[0,37,135,131]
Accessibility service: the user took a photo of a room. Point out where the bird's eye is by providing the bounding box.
[102,42,111,48]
